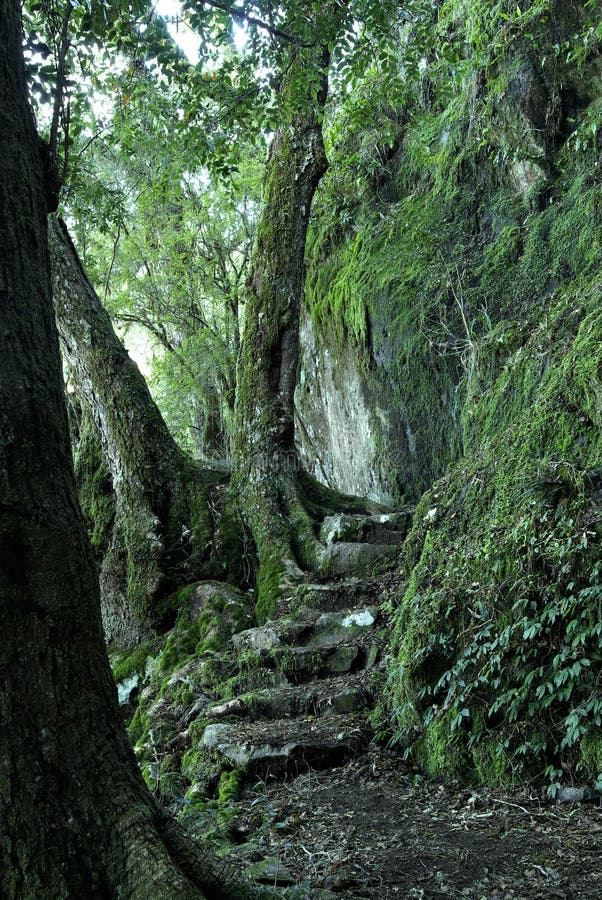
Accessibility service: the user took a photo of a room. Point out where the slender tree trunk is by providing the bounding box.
[0,2,264,896]
[232,53,331,621]
[50,217,220,645]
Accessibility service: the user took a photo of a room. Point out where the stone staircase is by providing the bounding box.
[198,594,387,780]
[115,509,602,896]
[119,508,410,842]
[183,509,413,786]
[319,510,411,578]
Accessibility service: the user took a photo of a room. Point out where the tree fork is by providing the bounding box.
[50,216,222,645]
[231,38,378,621]
[0,1,266,895]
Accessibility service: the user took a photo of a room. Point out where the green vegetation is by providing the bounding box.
[155,583,254,674]
[38,0,602,797]
[271,0,602,790]
[255,554,286,625]
[384,275,602,788]
[119,582,256,806]
[73,414,115,554]
[110,638,161,684]
[347,3,602,789]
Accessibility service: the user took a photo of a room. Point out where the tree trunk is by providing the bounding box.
[50,217,221,646]
[232,53,332,621]
[0,2,264,896]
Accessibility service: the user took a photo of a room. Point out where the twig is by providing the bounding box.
[492,798,532,815]
[198,0,316,48]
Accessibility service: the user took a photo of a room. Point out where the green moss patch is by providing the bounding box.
[384,270,602,789]
[110,637,162,684]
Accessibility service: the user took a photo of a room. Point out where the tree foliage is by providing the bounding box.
[20,0,602,792]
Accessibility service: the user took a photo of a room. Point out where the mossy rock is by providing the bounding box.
[111,637,162,684]
[157,581,255,675]
[120,580,257,801]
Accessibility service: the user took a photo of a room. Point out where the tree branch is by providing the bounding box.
[199,0,316,48]
[49,0,73,164]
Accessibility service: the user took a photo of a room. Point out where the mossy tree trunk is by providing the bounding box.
[50,216,220,646]
[232,50,336,621]
[0,3,262,896]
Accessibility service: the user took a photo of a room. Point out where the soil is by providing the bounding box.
[139,556,602,899]
[225,744,602,899]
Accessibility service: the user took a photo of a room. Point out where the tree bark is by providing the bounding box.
[0,3,265,896]
[50,217,221,646]
[232,51,332,621]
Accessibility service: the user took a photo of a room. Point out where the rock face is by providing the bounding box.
[296,312,403,505]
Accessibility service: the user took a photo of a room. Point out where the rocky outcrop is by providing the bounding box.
[296,313,403,505]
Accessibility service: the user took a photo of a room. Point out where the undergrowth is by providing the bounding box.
[307,0,602,788]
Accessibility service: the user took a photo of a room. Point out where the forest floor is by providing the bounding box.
[224,744,602,898]
[128,513,602,899]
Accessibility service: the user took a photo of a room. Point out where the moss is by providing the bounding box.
[110,637,161,683]
[412,709,469,779]
[384,264,602,785]
[155,582,253,674]
[217,769,240,806]
[118,0,602,796]
[306,181,476,496]
[297,469,386,517]
[116,579,258,813]
[255,553,285,624]
[238,649,264,672]
[471,717,517,787]
[181,745,218,784]
[303,0,602,507]
[156,756,189,802]
[128,705,149,745]
[212,499,254,587]
[216,666,286,702]
[152,586,187,633]
[107,452,220,625]
[579,732,602,782]
[73,415,115,554]
[123,513,165,617]
[233,467,364,623]
[360,16,602,786]
[156,610,197,675]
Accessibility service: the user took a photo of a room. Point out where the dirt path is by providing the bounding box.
[225,745,602,898]
[126,513,602,898]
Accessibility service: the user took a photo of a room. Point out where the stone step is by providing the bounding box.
[309,606,381,647]
[231,604,381,653]
[321,541,400,577]
[292,578,382,613]
[231,616,315,653]
[202,713,371,777]
[217,666,290,704]
[205,671,381,722]
[261,640,382,684]
[320,510,413,546]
